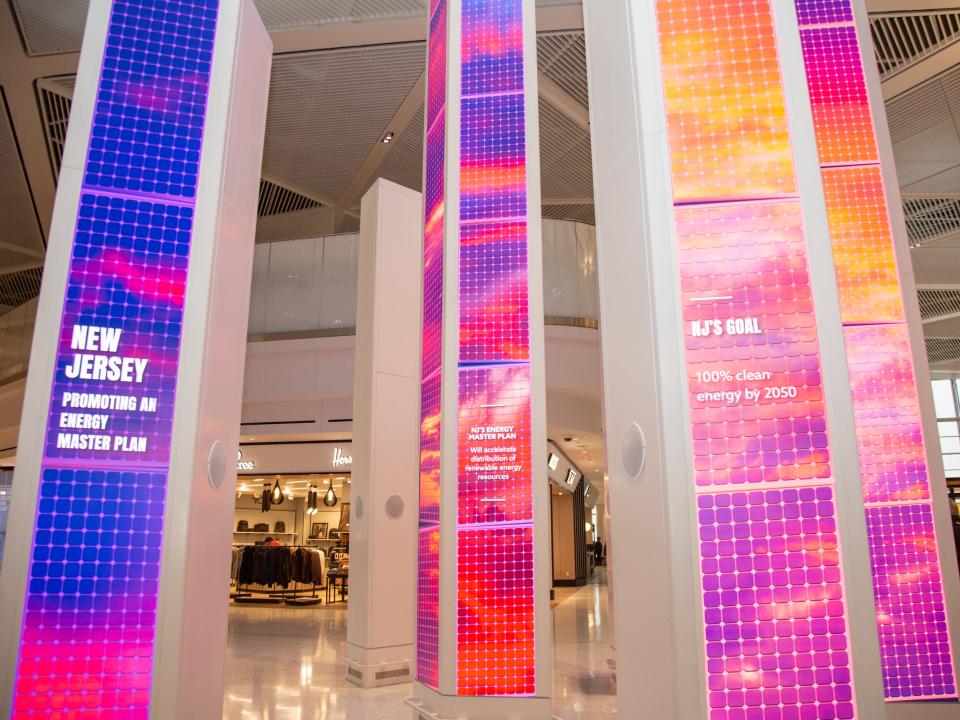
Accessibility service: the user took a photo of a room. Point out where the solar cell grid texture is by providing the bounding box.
[417,526,441,691]
[794,0,854,25]
[455,0,536,697]
[654,2,858,717]
[844,325,929,504]
[456,527,535,697]
[12,1,218,716]
[699,489,855,720]
[820,167,903,325]
[799,26,878,166]
[417,0,447,692]
[656,0,796,203]
[678,201,831,488]
[458,222,530,363]
[794,0,958,700]
[866,504,956,699]
[44,194,190,465]
[87,0,217,199]
[457,366,533,525]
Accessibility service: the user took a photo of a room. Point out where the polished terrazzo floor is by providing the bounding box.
[223,572,616,719]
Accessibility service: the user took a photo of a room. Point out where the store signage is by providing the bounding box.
[237,450,255,472]
[547,452,559,471]
[565,468,579,488]
[332,446,352,467]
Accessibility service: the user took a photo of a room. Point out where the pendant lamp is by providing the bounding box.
[260,483,271,513]
[306,485,318,516]
[323,478,338,508]
[271,478,285,506]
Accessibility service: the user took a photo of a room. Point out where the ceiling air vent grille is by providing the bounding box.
[927,337,960,364]
[38,86,71,182]
[257,180,322,217]
[538,32,589,109]
[902,196,960,247]
[870,12,960,80]
[918,289,960,322]
[0,267,43,308]
[542,204,595,226]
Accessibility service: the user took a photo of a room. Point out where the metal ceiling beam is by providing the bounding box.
[542,197,593,206]
[881,25,960,99]
[868,1,960,11]
[333,73,425,226]
[539,74,590,130]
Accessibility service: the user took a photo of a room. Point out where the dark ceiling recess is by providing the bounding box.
[870,12,960,79]
[902,196,960,248]
[257,179,323,217]
[0,267,43,307]
[927,337,960,364]
[918,289,960,322]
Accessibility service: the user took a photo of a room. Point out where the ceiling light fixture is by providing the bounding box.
[271,478,286,506]
[323,478,338,508]
[382,131,395,143]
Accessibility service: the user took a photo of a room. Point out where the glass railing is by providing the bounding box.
[249,218,599,339]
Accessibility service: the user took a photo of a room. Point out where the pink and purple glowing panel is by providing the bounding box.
[699,489,855,720]
[417,0,447,692]
[10,1,218,717]
[794,0,957,700]
[655,1,859,717]
[456,0,535,697]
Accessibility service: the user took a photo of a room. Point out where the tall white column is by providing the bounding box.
[584,1,886,718]
[346,179,423,688]
[407,0,552,718]
[0,1,271,718]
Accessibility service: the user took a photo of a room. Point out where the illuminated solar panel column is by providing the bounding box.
[0,1,271,718]
[792,0,960,708]
[409,0,552,718]
[584,0,888,718]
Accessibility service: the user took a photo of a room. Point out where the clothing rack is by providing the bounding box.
[230,544,326,607]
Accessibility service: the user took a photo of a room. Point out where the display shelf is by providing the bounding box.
[233,531,297,535]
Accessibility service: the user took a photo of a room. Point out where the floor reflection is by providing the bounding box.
[223,571,614,719]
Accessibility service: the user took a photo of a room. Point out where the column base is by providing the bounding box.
[406,682,556,720]
[886,701,960,720]
[345,643,413,688]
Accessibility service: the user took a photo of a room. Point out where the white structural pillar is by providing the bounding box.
[346,179,423,688]
[585,1,888,719]
[0,1,271,718]
[408,0,552,717]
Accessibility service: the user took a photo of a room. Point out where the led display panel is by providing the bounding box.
[653,1,859,717]
[417,0,448,693]
[456,0,536,697]
[794,0,958,700]
[10,1,218,716]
